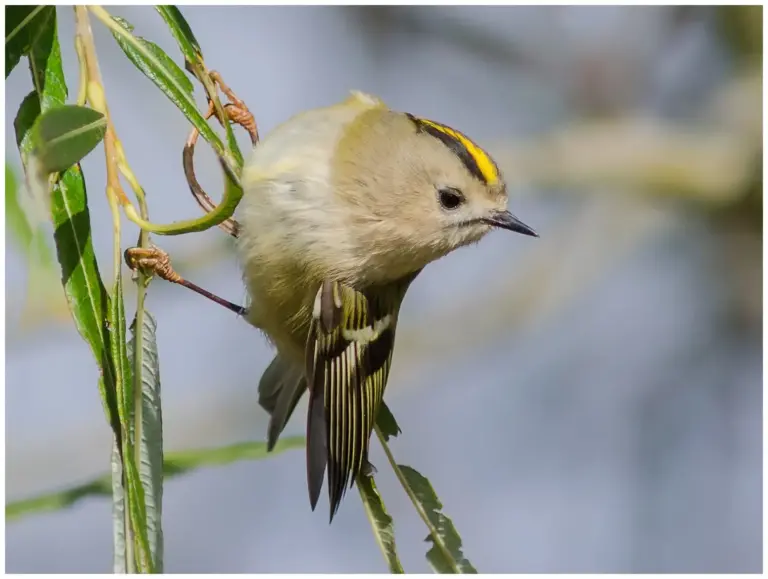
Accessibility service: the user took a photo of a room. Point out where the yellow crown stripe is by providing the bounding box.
[417,118,500,185]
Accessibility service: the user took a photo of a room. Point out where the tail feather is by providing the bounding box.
[258,355,307,450]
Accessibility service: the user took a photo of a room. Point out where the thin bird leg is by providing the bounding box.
[124,246,246,317]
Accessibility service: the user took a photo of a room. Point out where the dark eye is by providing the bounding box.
[438,187,465,210]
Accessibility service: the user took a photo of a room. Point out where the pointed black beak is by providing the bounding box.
[482,210,538,237]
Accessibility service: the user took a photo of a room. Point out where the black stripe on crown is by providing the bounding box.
[405,113,488,185]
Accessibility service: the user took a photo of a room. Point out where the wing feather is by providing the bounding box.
[305,274,419,521]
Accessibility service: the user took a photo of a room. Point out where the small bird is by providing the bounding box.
[235,91,537,521]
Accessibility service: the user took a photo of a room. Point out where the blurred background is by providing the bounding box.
[5,5,762,573]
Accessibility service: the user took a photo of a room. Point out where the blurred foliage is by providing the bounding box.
[6,437,306,522]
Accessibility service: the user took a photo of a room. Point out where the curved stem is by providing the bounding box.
[122,164,240,236]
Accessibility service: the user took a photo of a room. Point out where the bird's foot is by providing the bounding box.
[124,246,180,283]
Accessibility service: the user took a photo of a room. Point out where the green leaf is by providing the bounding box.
[155,5,244,169]
[26,7,66,114]
[111,441,128,574]
[357,474,404,573]
[31,105,106,173]
[112,15,194,95]
[127,309,164,572]
[108,272,154,573]
[5,5,53,78]
[11,16,121,438]
[162,437,305,475]
[376,401,402,442]
[6,437,305,521]
[155,6,203,64]
[398,466,477,574]
[5,163,33,253]
[102,12,225,159]
[50,167,120,431]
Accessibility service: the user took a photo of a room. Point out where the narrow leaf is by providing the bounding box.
[155,6,203,64]
[111,440,127,574]
[49,166,120,432]
[398,466,477,574]
[127,309,164,572]
[31,104,106,173]
[108,273,154,573]
[102,11,224,158]
[357,474,404,573]
[163,437,306,475]
[376,401,402,442]
[6,437,305,521]
[12,21,121,438]
[5,5,53,78]
[154,5,244,169]
[26,6,66,113]
[112,16,194,95]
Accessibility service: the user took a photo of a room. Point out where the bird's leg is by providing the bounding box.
[124,246,247,317]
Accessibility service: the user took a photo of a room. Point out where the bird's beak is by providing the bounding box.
[482,210,538,237]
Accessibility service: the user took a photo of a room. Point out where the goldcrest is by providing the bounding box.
[235,91,537,521]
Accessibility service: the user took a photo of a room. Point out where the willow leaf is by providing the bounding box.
[6,437,306,521]
[358,474,404,573]
[154,5,243,168]
[5,5,53,78]
[154,6,203,65]
[398,466,477,574]
[102,11,224,159]
[111,441,128,573]
[11,3,120,437]
[127,309,164,572]
[30,104,106,173]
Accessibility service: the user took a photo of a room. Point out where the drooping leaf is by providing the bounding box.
[104,12,224,159]
[376,401,402,442]
[6,437,306,521]
[11,10,121,436]
[127,309,164,572]
[107,272,154,573]
[5,5,53,78]
[112,15,194,95]
[357,474,404,573]
[111,441,127,574]
[31,104,106,173]
[154,5,244,169]
[26,6,66,113]
[10,8,132,570]
[155,6,203,65]
[398,466,477,574]
[51,165,122,426]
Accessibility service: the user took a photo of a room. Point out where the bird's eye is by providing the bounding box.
[438,187,465,210]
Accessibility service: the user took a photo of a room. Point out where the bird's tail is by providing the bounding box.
[258,354,307,451]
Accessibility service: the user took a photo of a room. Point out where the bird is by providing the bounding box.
[234,90,537,521]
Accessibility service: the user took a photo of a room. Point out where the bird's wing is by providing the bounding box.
[305,275,417,521]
